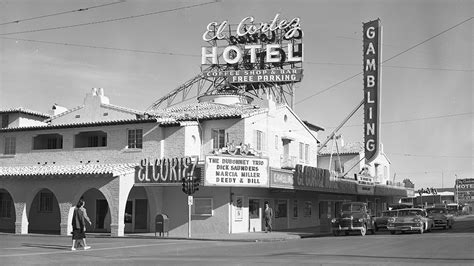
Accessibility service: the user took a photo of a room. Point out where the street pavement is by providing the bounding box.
[0,214,473,265]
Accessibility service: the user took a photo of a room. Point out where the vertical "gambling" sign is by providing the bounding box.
[363,19,382,164]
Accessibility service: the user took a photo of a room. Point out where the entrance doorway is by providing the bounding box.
[95,199,108,229]
[134,199,148,230]
[249,199,261,232]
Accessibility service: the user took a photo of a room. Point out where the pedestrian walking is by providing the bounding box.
[71,198,92,251]
[264,201,273,233]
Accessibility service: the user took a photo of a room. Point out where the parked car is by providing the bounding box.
[331,202,376,236]
[426,207,454,229]
[374,210,398,231]
[446,204,462,216]
[387,208,434,234]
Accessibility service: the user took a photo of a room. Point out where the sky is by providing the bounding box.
[0,0,472,189]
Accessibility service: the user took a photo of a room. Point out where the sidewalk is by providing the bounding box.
[107,225,333,242]
[1,226,334,242]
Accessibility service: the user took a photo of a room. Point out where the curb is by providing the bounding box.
[0,232,332,242]
[0,232,301,242]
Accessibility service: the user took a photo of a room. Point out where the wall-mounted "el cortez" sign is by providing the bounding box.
[135,156,199,184]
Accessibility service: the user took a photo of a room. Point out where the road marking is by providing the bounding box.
[0,241,193,257]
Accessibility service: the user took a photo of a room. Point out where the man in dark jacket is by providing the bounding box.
[264,201,273,233]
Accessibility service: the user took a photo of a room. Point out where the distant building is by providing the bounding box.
[318,141,392,185]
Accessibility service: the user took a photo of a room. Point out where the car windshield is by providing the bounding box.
[398,209,423,217]
[382,211,397,217]
[427,208,446,214]
[342,204,362,212]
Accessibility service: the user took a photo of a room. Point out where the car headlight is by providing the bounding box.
[331,218,337,223]
[350,216,354,220]
[413,218,421,223]
[358,218,364,223]
[388,217,395,223]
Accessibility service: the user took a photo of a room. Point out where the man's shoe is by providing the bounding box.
[84,246,91,250]
[71,247,76,251]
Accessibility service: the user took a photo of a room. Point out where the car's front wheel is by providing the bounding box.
[390,230,396,235]
[333,230,339,236]
[360,224,367,236]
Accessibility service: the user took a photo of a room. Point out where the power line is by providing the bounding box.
[305,61,472,72]
[295,17,474,105]
[0,36,199,57]
[382,65,472,72]
[383,17,474,63]
[396,169,471,175]
[3,35,470,72]
[0,1,218,36]
[0,1,125,26]
[324,111,473,128]
[387,153,474,159]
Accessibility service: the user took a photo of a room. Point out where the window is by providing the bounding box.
[249,199,260,219]
[0,192,12,218]
[1,115,8,128]
[127,129,143,149]
[274,135,279,149]
[304,201,312,217]
[275,200,287,218]
[4,136,16,155]
[33,134,63,150]
[299,142,304,161]
[193,198,213,216]
[335,160,344,173]
[305,144,310,163]
[293,200,298,218]
[74,131,107,148]
[211,129,225,149]
[39,192,53,213]
[255,130,265,151]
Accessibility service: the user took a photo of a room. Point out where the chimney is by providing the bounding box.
[84,87,110,105]
[50,104,68,116]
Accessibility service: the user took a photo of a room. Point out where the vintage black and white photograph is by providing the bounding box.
[0,0,472,265]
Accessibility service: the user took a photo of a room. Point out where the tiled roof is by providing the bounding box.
[319,141,363,155]
[0,107,50,118]
[46,105,84,121]
[102,103,145,115]
[0,163,138,177]
[303,120,325,132]
[0,118,158,132]
[46,104,144,122]
[148,102,268,123]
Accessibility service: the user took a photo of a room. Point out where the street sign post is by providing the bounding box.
[188,195,193,238]
[181,176,200,238]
